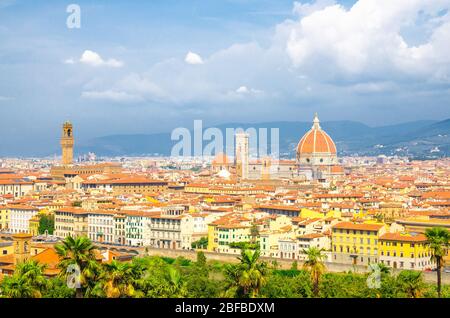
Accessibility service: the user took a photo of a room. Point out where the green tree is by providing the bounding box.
[43,277,76,298]
[396,270,426,298]
[96,260,143,298]
[425,227,450,298]
[262,270,312,298]
[38,214,55,235]
[0,275,37,298]
[166,267,188,297]
[291,261,298,271]
[0,260,48,298]
[223,249,269,298]
[55,236,99,298]
[196,251,207,268]
[302,247,327,297]
[250,224,259,243]
[191,237,208,249]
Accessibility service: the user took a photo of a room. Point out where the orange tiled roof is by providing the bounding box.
[332,222,384,231]
[379,232,427,242]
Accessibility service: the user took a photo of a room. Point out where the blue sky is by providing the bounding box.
[0,0,449,154]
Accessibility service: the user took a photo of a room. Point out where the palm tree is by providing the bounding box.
[223,249,269,298]
[396,270,425,298]
[0,260,47,298]
[98,260,142,298]
[0,275,36,298]
[302,247,327,297]
[425,227,450,298]
[15,260,48,296]
[55,235,98,298]
[166,267,188,298]
[376,262,391,276]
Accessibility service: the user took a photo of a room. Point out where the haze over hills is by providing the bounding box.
[72,119,450,159]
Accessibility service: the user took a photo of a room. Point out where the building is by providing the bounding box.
[213,113,344,181]
[28,215,40,236]
[279,233,331,261]
[61,121,74,166]
[125,210,149,247]
[82,177,168,195]
[331,222,386,266]
[8,205,39,234]
[0,179,33,198]
[50,121,123,181]
[54,207,89,238]
[378,232,433,270]
[88,210,116,244]
[0,206,9,231]
[235,132,249,180]
[296,113,344,180]
[147,207,184,249]
[207,214,252,253]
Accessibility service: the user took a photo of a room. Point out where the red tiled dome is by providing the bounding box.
[297,114,337,155]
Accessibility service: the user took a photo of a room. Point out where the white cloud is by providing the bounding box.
[236,86,263,95]
[286,0,450,82]
[64,58,75,64]
[185,51,204,65]
[81,90,142,103]
[236,86,249,93]
[79,50,123,68]
[292,0,336,17]
[74,0,450,108]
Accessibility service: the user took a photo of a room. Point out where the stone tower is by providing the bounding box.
[12,233,32,265]
[61,121,74,166]
[235,132,249,180]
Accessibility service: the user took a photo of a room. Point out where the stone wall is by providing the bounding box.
[143,247,450,285]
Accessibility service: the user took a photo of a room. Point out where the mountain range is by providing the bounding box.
[76,119,450,159]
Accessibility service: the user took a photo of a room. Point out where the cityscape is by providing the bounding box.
[0,0,449,306]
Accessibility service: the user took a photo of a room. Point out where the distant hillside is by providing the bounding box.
[77,119,450,158]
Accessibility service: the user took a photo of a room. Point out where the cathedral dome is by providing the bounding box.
[297,113,336,155]
[212,152,230,165]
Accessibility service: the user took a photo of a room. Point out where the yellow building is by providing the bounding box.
[29,215,40,236]
[378,232,433,270]
[207,223,218,251]
[300,208,342,219]
[331,222,387,266]
[0,206,9,231]
[207,214,252,253]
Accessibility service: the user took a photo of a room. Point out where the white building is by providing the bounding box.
[8,205,39,233]
[88,210,115,244]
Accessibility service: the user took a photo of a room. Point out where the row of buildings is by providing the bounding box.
[0,118,448,273]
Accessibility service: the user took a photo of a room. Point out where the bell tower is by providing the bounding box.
[61,121,74,166]
[13,233,32,265]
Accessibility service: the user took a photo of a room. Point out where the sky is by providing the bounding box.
[0,0,450,155]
